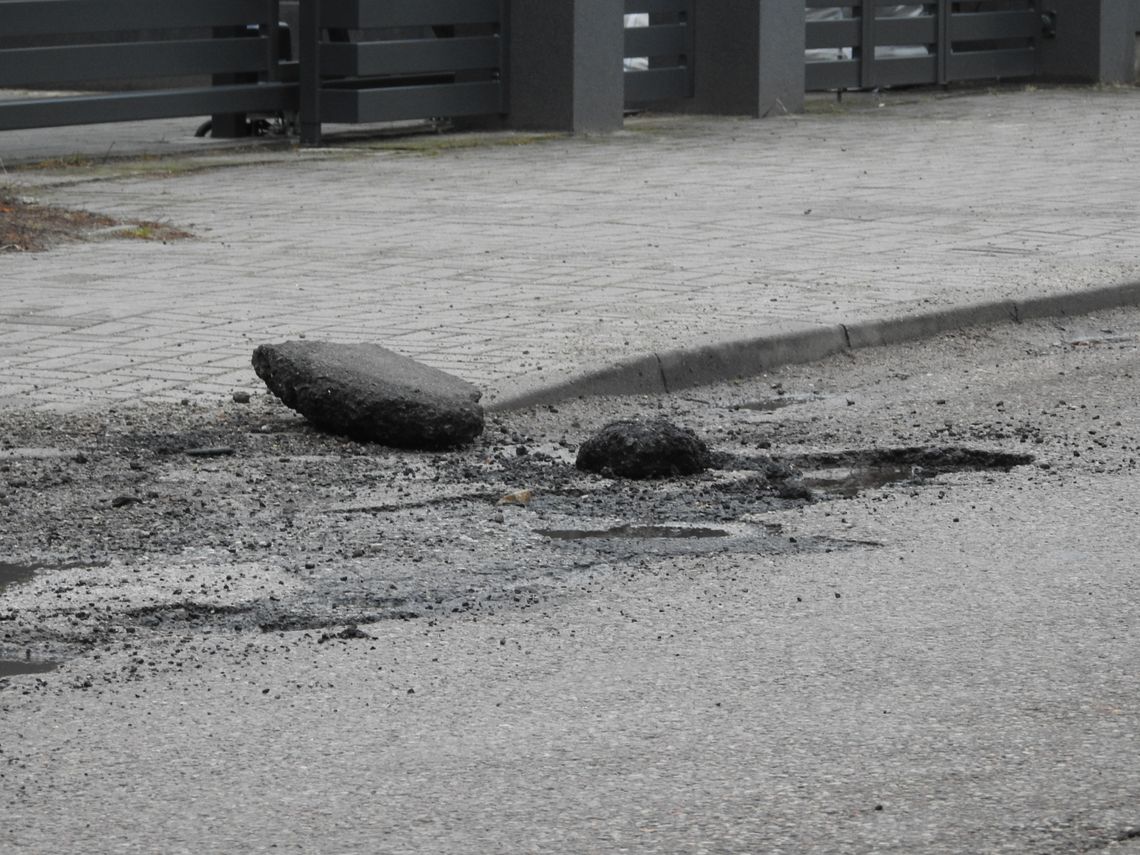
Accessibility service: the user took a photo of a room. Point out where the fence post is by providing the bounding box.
[505,0,624,132]
[678,0,804,118]
[1036,0,1138,84]
[299,0,321,145]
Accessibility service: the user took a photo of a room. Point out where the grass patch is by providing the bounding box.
[0,190,193,252]
[112,221,193,242]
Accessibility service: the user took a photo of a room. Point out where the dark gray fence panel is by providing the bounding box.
[0,0,295,133]
[623,0,694,108]
[0,0,271,36]
[806,0,1041,91]
[300,0,506,143]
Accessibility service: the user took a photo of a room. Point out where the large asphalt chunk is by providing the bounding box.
[252,341,484,449]
[576,418,711,479]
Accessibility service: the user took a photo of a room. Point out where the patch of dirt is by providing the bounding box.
[0,191,192,252]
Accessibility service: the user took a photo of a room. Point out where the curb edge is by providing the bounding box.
[490,281,1140,412]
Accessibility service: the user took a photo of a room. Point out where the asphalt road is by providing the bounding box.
[2,309,1139,854]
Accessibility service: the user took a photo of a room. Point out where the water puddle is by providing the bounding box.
[0,659,59,678]
[0,562,39,593]
[0,560,107,594]
[538,524,729,541]
[738,398,798,413]
[802,464,916,498]
[793,447,1033,498]
[735,393,820,413]
[1066,334,1135,349]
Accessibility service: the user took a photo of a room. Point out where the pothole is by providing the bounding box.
[735,394,818,412]
[739,398,798,412]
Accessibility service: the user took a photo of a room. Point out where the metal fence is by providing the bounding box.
[806,0,1041,91]
[299,0,506,144]
[0,1,1108,138]
[623,0,694,108]
[0,0,296,133]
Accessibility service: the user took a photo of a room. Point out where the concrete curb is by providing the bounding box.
[490,280,1140,412]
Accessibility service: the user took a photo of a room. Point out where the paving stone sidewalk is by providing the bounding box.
[2,86,1139,412]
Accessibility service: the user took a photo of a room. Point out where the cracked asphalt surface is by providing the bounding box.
[2,308,1139,854]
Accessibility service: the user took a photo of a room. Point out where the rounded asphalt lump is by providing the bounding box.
[576,418,711,479]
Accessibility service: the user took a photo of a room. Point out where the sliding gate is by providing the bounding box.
[806,0,1042,91]
[0,0,295,132]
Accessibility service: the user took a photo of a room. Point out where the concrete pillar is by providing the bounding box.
[1037,0,1138,84]
[682,0,804,118]
[506,0,624,133]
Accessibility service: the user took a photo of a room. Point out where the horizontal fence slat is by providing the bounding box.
[876,16,935,45]
[946,0,1036,7]
[624,24,688,57]
[321,0,501,29]
[951,11,1040,41]
[321,35,500,77]
[0,83,296,131]
[805,19,860,50]
[624,0,690,16]
[0,0,272,37]
[805,58,860,90]
[320,80,502,122]
[947,47,1035,80]
[807,2,1040,91]
[0,38,269,87]
[872,55,937,85]
[624,66,689,104]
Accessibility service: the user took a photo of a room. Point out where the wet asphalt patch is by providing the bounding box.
[0,658,59,678]
[0,561,39,593]
[736,396,816,413]
[0,560,109,593]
